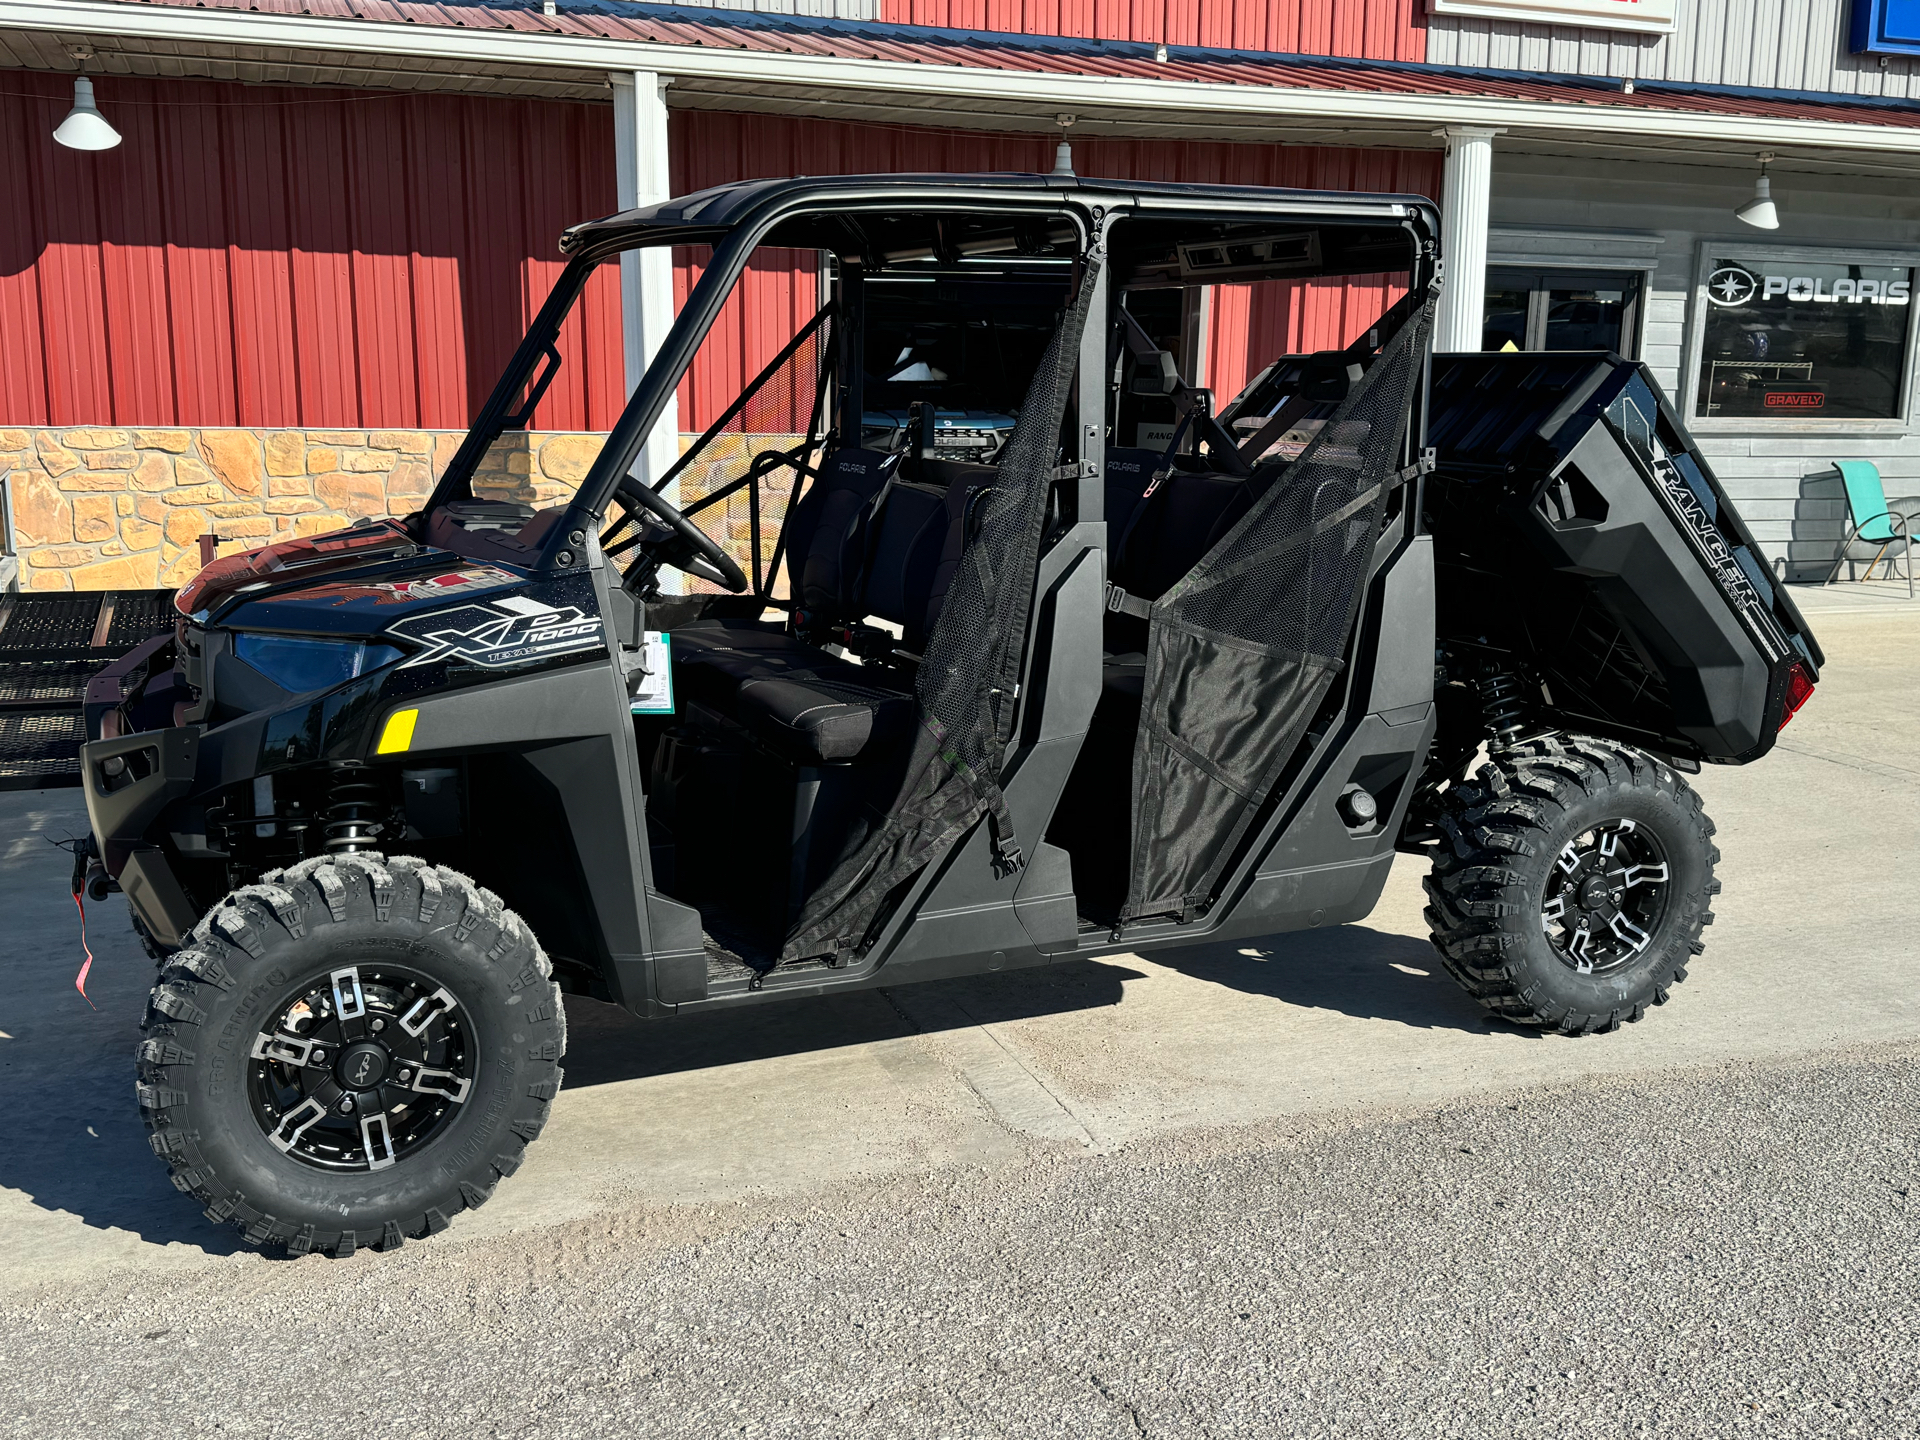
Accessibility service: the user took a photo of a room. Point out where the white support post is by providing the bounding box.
[611,71,681,586]
[1432,125,1503,355]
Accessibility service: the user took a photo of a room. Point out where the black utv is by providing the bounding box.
[81,173,1822,1257]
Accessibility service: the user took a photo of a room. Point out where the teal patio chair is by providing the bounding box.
[1825,460,1916,598]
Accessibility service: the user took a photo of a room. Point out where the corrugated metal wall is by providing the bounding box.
[878,0,1425,56]
[1427,0,1914,99]
[2,76,1439,434]
[0,72,625,432]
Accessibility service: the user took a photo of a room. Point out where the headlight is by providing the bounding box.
[231,633,404,694]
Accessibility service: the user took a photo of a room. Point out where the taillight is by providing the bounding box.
[1777,661,1816,731]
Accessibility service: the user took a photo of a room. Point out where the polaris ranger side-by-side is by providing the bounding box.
[84,174,1820,1257]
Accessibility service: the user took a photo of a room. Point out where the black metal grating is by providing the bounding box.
[0,589,177,788]
[105,591,178,649]
[0,593,103,653]
[0,710,88,789]
[0,658,109,708]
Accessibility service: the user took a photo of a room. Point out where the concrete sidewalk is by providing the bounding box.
[0,606,1913,1291]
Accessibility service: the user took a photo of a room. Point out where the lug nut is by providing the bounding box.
[310,1048,327,1064]
[338,1096,355,1114]
[371,1018,385,1032]
[397,1068,412,1084]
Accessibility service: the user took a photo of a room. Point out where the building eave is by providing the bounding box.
[3,0,1916,164]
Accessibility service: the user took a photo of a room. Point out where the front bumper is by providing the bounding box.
[80,726,201,946]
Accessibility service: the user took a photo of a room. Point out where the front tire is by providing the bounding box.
[136,853,565,1256]
[1423,733,1720,1035]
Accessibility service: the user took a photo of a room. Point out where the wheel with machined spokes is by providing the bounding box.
[137,854,565,1256]
[1424,732,1720,1035]
[247,962,476,1173]
[1541,819,1671,975]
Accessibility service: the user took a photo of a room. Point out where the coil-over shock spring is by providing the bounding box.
[323,769,386,853]
[1477,669,1531,746]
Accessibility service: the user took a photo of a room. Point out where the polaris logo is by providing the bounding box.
[1708,264,1911,308]
[389,593,606,670]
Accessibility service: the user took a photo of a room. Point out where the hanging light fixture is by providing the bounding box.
[54,70,123,152]
[1735,153,1779,230]
[1051,113,1076,178]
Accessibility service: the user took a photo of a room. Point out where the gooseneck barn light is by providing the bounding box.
[54,76,122,151]
[1735,153,1779,230]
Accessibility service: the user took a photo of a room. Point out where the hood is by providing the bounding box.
[212,558,534,640]
[175,520,430,620]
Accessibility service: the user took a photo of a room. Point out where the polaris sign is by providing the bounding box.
[1707,265,1912,307]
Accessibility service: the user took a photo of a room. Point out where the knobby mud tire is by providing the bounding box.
[135,853,565,1257]
[1423,733,1721,1036]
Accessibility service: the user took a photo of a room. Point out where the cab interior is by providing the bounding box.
[615,208,1421,967]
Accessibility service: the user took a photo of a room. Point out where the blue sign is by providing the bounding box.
[1851,0,1920,54]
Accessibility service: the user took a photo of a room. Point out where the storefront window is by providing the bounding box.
[1694,256,1915,420]
[1482,268,1642,356]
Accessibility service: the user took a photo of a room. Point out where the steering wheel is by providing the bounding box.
[609,475,749,594]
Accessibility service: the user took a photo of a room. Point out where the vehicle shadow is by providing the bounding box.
[561,957,1142,1090]
[1,789,1496,1258]
[0,793,255,1261]
[562,919,1507,1093]
[1146,922,1511,1035]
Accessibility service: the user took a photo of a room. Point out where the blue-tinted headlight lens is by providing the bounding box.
[232,634,404,694]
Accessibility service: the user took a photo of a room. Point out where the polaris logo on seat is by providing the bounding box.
[388,593,606,670]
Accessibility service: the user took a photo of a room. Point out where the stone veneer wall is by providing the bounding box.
[2,427,793,592]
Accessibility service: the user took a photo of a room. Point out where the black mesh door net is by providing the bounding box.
[1121,287,1436,924]
[781,251,1106,964]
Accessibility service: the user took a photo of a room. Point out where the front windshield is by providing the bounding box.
[426,207,1083,595]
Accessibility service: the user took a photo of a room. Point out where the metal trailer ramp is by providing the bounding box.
[0,590,177,790]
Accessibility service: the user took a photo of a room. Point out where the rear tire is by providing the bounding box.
[1423,733,1720,1035]
[136,853,565,1256]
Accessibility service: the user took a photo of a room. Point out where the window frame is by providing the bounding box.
[1483,265,1646,359]
[1682,240,1920,436]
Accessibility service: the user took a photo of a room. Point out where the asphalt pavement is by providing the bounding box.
[0,587,1914,1438]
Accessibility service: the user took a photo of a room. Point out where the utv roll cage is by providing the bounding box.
[425,174,1437,577]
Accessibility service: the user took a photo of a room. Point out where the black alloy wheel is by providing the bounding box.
[1541,820,1671,975]
[247,963,475,1173]
[1424,732,1719,1035]
[137,853,566,1256]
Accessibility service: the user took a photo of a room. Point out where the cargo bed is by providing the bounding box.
[1424,352,1820,765]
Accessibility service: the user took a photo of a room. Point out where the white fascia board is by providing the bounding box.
[7,0,1918,156]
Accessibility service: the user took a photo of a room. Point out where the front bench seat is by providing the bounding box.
[670,446,930,769]
[671,617,917,766]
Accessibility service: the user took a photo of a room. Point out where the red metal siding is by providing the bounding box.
[0,73,623,432]
[882,0,1427,58]
[672,116,1441,397]
[2,77,1438,434]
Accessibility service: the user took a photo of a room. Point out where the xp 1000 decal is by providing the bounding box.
[388,583,606,670]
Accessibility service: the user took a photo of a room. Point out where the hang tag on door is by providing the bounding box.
[629,632,674,715]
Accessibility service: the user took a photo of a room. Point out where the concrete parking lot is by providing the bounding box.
[0,585,1914,1438]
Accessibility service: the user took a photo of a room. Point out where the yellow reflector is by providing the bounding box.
[375,708,418,755]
